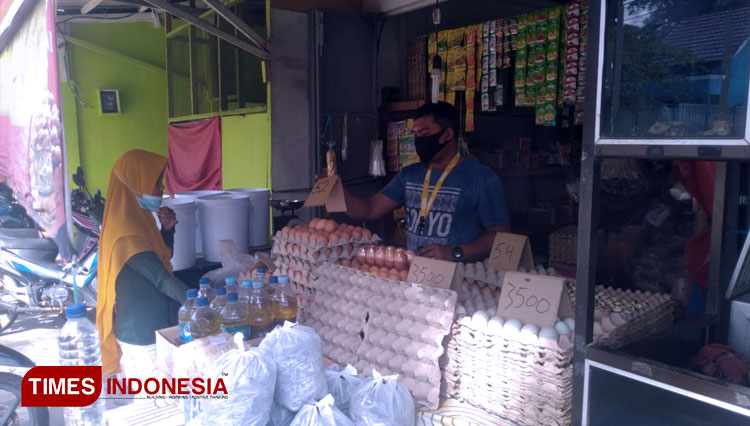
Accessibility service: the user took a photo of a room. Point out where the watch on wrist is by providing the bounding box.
[451,246,464,261]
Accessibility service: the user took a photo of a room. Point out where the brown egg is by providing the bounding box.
[308,218,319,229]
[388,273,401,281]
[312,251,320,260]
[351,260,360,269]
[377,269,390,278]
[314,219,327,231]
[292,244,300,254]
[362,228,373,240]
[405,250,415,263]
[328,232,340,245]
[365,246,376,265]
[323,248,332,258]
[315,234,329,246]
[343,243,353,254]
[281,226,291,237]
[374,246,386,266]
[351,229,363,241]
[399,270,408,281]
[356,247,367,264]
[340,259,352,267]
[285,242,293,252]
[301,230,311,244]
[384,246,395,268]
[332,246,342,257]
[323,219,337,233]
[339,231,352,243]
[360,264,371,273]
[393,248,407,271]
[389,267,400,275]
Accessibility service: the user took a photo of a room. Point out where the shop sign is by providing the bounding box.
[407,255,458,290]
[497,271,565,328]
[487,232,535,271]
[304,176,347,212]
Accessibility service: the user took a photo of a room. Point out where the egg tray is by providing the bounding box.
[272,231,381,251]
[441,316,575,426]
[456,261,561,291]
[271,241,359,262]
[300,263,457,410]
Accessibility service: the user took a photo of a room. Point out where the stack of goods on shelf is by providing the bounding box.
[548,225,578,272]
[408,35,427,102]
[271,219,379,296]
[332,244,414,281]
[302,263,457,409]
[442,280,575,426]
[386,120,418,172]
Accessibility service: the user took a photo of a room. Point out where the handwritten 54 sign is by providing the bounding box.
[304,176,347,212]
[497,271,565,328]
[487,232,534,271]
[407,256,457,289]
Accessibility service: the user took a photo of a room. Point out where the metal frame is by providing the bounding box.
[574,1,750,424]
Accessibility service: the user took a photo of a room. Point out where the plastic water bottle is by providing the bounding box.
[272,275,298,326]
[225,277,238,294]
[58,303,105,425]
[210,287,228,311]
[198,278,215,302]
[247,280,272,337]
[239,280,253,303]
[266,275,278,297]
[256,267,267,285]
[220,293,251,340]
[178,289,199,342]
[189,297,220,339]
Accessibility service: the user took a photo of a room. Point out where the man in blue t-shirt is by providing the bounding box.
[343,102,510,262]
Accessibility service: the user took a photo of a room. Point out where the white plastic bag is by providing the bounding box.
[289,395,354,426]
[349,370,415,426]
[325,364,364,416]
[259,322,328,411]
[202,334,277,426]
[267,401,297,426]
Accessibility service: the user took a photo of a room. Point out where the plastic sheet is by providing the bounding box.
[289,395,354,426]
[260,322,328,411]
[349,370,415,426]
[325,364,364,416]
[202,334,276,425]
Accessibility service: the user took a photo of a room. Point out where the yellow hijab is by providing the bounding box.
[96,150,174,377]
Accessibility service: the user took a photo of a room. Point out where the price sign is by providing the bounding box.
[304,176,347,212]
[497,271,565,328]
[487,232,534,271]
[407,255,458,289]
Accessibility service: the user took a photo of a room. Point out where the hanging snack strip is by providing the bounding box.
[574,0,589,125]
[513,14,527,106]
[541,6,563,126]
[480,21,491,112]
[563,1,581,105]
[465,25,477,132]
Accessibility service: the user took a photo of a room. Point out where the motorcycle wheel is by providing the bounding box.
[0,372,49,426]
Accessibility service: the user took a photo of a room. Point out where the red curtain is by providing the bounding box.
[166,117,222,193]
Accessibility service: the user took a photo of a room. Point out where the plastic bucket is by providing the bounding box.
[161,195,196,271]
[226,188,271,247]
[177,190,226,256]
[196,193,250,262]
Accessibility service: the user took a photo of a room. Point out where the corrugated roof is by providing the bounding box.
[664,7,750,62]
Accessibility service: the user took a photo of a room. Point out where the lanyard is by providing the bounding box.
[417,153,461,235]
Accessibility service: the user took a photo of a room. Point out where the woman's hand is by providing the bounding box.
[157,207,178,231]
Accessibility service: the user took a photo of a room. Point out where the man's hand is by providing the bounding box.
[419,244,452,261]
[158,206,178,231]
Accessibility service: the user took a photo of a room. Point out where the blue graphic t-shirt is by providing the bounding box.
[381,158,510,250]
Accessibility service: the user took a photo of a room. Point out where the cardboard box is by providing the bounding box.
[155,326,182,380]
[729,293,750,357]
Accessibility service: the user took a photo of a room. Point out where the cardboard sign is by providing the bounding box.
[487,232,534,271]
[557,283,575,319]
[407,255,458,289]
[497,272,565,328]
[304,176,347,212]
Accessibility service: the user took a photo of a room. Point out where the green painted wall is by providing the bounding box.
[63,22,167,195]
[221,110,271,190]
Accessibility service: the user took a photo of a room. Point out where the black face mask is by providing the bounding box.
[415,128,448,163]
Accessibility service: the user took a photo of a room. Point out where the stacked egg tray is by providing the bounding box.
[563,283,675,349]
[548,225,578,272]
[301,263,457,409]
[271,225,380,297]
[441,283,576,426]
[457,261,561,290]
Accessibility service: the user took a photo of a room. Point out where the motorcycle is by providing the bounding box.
[0,344,49,426]
[0,172,102,334]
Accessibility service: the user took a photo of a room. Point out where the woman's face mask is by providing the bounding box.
[136,194,163,212]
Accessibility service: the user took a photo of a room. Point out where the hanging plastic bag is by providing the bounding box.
[325,364,364,416]
[289,395,354,426]
[259,321,328,411]
[267,401,297,426]
[202,333,277,426]
[349,370,415,426]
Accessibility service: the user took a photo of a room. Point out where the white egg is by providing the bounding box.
[456,305,467,315]
[520,324,540,345]
[487,316,504,334]
[502,318,522,336]
[486,308,496,318]
[458,316,473,328]
[471,311,489,330]
[538,327,559,340]
[564,317,575,331]
[554,321,571,336]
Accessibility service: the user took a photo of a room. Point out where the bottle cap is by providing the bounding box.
[215,287,227,296]
[199,278,210,285]
[65,303,87,319]
[227,293,239,302]
[257,267,267,275]
[196,297,209,307]
[187,289,199,298]
[268,276,278,284]
[225,277,237,284]
[241,280,252,287]
[252,280,264,289]
[278,275,290,284]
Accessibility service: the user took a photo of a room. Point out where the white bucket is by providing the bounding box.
[177,190,226,256]
[226,188,271,247]
[161,195,196,271]
[196,193,250,262]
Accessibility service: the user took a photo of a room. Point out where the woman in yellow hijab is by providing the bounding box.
[96,150,188,378]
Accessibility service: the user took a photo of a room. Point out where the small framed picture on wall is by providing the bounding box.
[98,89,121,114]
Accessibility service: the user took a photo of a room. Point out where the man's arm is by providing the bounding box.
[420,224,511,262]
[344,190,399,222]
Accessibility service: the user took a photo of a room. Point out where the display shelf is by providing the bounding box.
[384,100,425,112]
[495,166,572,178]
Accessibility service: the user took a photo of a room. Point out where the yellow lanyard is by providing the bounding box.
[417,153,461,234]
